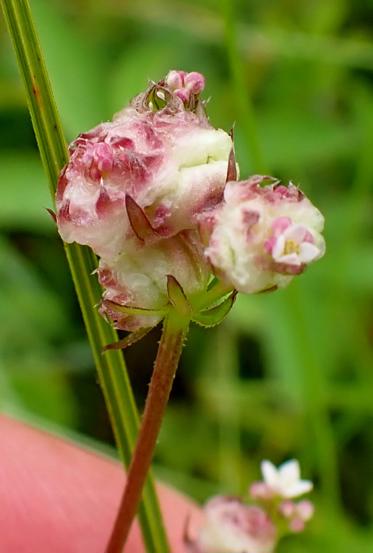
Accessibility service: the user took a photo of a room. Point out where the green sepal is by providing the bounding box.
[192,291,237,328]
[103,326,154,352]
[166,275,192,318]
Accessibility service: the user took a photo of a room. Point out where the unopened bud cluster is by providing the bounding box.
[56,70,325,330]
[187,459,314,553]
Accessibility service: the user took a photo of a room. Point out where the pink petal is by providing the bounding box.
[271,216,292,235]
[271,235,286,260]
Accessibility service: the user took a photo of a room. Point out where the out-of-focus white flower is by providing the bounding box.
[201,176,325,294]
[56,71,232,259]
[98,230,209,331]
[190,496,277,553]
[261,459,313,499]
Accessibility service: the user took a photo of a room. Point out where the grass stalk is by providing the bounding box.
[1,0,169,550]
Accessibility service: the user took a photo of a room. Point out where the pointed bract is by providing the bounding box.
[167,275,192,317]
[103,327,154,352]
[125,195,159,242]
[226,148,238,182]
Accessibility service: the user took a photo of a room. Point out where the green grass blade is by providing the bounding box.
[220,0,265,172]
[0,0,169,550]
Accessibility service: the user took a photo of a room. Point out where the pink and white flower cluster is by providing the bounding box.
[186,459,314,553]
[190,497,276,553]
[57,72,231,260]
[56,70,325,330]
[56,70,232,329]
[201,176,325,294]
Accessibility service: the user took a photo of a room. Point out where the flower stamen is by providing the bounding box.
[283,239,300,256]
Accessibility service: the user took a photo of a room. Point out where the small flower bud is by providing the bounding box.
[280,499,314,534]
[249,482,274,501]
[184,71,205,95]
[279,500,296,518]
[174,87,191,103]
[201,176,325,294]
[165,70,205,97]
[289,517,305,533]
[165,69,185,90]
[296,500,314,521]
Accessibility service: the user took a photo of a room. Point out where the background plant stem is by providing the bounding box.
[106,311,189,553]
[0,1,169,550]
[221,0,265,173]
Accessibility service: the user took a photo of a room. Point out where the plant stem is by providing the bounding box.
[1,1,169,550]
[106,310,190,553]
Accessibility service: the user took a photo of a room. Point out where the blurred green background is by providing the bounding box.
[1,0,373,550]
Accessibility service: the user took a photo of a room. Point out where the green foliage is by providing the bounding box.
[0,153,50,230]
[1,0,372,550]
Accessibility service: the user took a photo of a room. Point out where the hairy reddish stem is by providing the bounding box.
[106,311,189,553]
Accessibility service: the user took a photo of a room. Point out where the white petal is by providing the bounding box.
[279,459,300,486]
[299,242,320,263]
[173,128,232,166]
[283,480,313,498]
[283,224,307,243]
[271,235,285,260]
[261,460,279,488]
[275,252,301,265]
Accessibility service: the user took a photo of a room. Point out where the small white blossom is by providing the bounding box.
[261,459,313,499]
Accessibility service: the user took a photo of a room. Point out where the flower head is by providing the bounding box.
[260,459,313,499]
[56,71,232,259]
[201,176,325,294]
[190,496,277,553]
